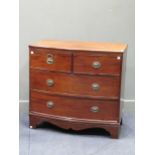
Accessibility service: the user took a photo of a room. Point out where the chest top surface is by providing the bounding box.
[29,40,127,53]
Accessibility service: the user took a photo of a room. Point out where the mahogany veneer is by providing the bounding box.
[29,40,127,138]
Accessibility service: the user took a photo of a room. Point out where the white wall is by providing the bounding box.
[19,0,135,100]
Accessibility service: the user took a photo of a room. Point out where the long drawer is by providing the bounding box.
[30,69,120,99]
[30,91,119,121]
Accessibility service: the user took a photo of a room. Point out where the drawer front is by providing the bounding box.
[30,70,120,99]
[30,48,72,72]
[73,53,122,75]
[30,91,119,121]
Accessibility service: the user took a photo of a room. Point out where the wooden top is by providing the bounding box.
[29,40,127,52]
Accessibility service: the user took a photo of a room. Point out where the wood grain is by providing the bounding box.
[29,40,127,53]
[29,114,120,138]
[30,69,120,98]
[30,91,119,121]
[29,40,126,139]
[30,47,72,72]
[73,52,122,75]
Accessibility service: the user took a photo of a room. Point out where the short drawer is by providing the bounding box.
[30,70,120,99]
[30,48,72,72]
[30,91,119,121]
[73,53,122,75]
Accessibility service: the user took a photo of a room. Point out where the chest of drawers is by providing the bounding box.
[29,40,127,138]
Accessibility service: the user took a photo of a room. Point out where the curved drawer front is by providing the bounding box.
[30,70,120,99]
[73,53,122,75]
[30,48,72,72]
[30,91,119,121]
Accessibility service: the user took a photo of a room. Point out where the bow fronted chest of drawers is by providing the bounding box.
[29,40,127,138]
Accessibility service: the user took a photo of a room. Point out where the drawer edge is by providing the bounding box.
[31,89,120,101]
[29,112,120,125]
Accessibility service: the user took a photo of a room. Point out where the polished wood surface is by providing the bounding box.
[30,48,72,72]
[30,91,119,121]
[73,52,122,75]
[30,69,120,99]
[29,114,120,138]
[29,40,127,53]
[29,40,126,138]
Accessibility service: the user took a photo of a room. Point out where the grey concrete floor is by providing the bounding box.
[19,102,135,155]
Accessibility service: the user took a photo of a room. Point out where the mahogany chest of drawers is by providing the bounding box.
[29,40,127,138]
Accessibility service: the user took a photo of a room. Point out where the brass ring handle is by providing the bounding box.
[47,54,54,64]
[47,101,54,108]
[90,106,99,113]
[91,83,100,91]
[46,79,54,87]
[92,61,101,69]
